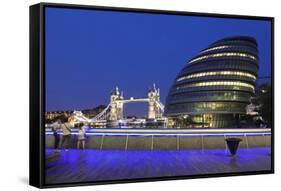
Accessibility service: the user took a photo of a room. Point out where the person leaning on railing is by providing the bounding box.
[59,117,74,151]
[51,120,61,152]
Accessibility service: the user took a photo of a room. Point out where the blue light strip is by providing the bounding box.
[45,131,271,137]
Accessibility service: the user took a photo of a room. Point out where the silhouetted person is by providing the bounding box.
[59,118,73,151]
[77,123,88,149]
[52,119,61,152]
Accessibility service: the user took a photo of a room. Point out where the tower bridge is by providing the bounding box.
[73,84,165,123]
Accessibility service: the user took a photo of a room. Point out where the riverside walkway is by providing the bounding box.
[45,147,271,184]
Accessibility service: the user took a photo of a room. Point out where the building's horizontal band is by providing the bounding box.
[167,97,251,105]
[168,92,251,102]
[177,70,256,81]
[175,81,255,91]
[164,110,246,116]
[178,68,258,79]
[168,90,252,99]
[165,101,248,115]
[199,45,258,55]
[210,38,257,47]
[168,86,255,96]
[166,91,252,108]
[175,76,256,87]
[188,52,257,64]
[210,36,257,47]
[198,46,258,57]
[181,62,259,76]
[185,57,258,68]
[212,42,257,51]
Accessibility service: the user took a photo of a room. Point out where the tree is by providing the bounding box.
[254,83,272,126]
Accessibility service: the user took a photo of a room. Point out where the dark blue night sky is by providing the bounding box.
[45,7,271,116]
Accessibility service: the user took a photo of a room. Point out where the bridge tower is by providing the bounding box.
[148,84,161,119]
[109,87,124,120]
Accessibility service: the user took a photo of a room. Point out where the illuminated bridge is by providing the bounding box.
[73,84,165,123]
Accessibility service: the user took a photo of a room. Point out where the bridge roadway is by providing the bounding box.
[115,97,149,104]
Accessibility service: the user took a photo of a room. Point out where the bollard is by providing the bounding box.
[225,137,242,156]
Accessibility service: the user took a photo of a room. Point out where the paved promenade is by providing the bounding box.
[45,147,271,184]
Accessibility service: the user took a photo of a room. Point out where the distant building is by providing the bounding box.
[165,36,258,128]
[45,105,106,122]
[45,111,73,121]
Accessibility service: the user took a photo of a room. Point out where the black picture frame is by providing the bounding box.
[30,2,274,188]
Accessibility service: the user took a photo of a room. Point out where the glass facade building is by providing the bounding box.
[164,36,258,128]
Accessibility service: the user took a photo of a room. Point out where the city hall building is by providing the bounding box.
[164,36,258,128]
